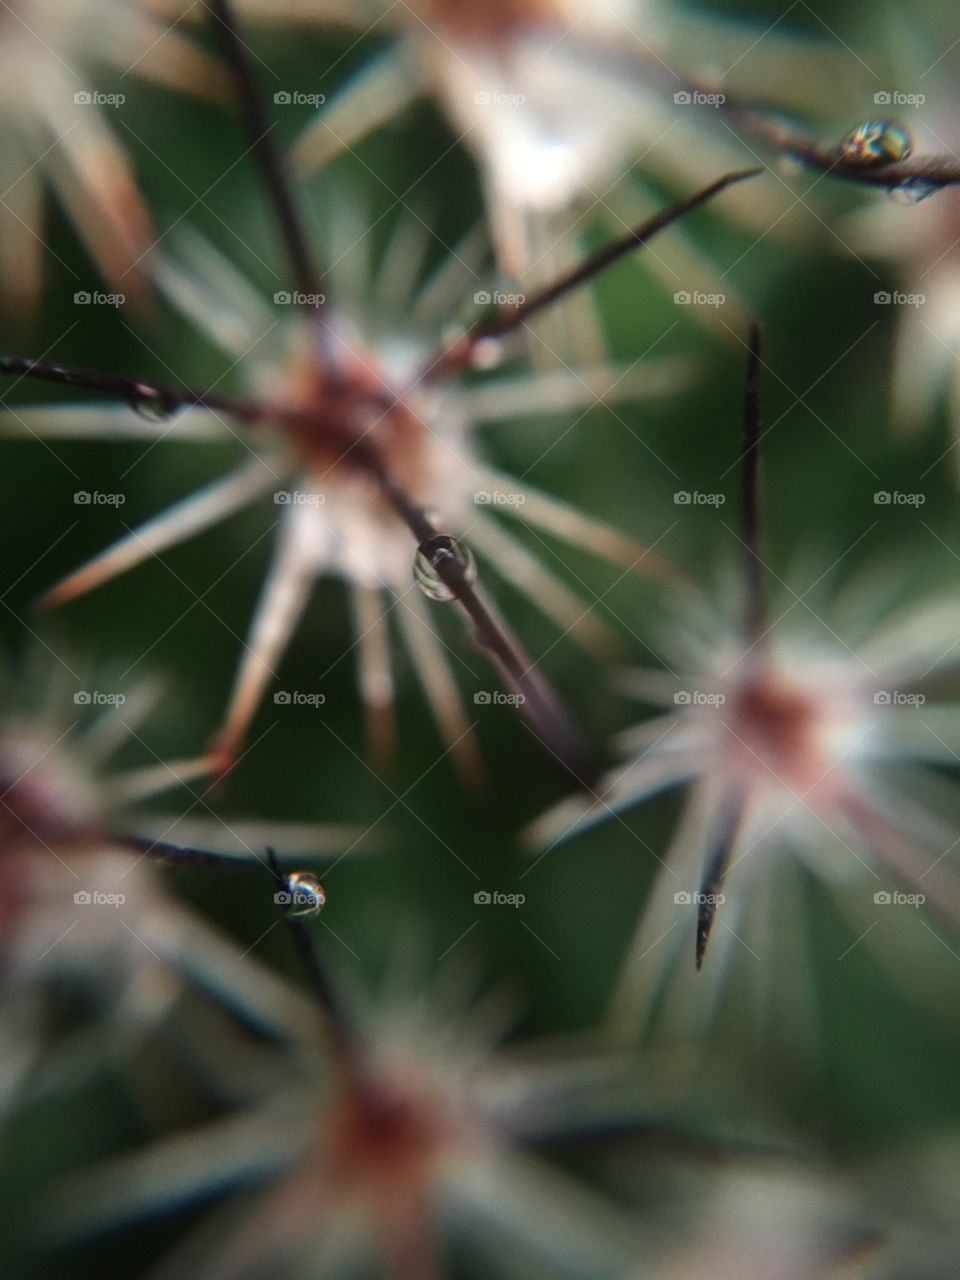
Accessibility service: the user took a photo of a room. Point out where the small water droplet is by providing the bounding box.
[129,384,178,422]
[414,535,477,602]
[470,337,504,370]
[887,177,943,206]
[838,120,912,167]
[283,870,326,918]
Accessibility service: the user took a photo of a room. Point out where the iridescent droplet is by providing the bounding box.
[129,384,177,422]
[838,120,912,167]
[887,177,943,206]
[284,870,326,918]
[414,535,477,602]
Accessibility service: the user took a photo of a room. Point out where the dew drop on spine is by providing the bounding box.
[414,535,477,602]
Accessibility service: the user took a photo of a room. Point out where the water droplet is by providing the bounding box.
[129,384,178,422]
[470,337,504,370]
[887,177,943,206]
[283,870,326,918]
[838,120,912,167]
[414,535,477,602]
